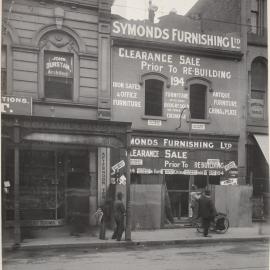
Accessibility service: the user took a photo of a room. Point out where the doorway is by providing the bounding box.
[66,150,90,231]
[165,175,189,220]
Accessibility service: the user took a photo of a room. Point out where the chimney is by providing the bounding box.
[148,0,158,23]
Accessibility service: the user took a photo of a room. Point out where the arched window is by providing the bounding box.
[250,57,267,119]
[140,72,170,118]
[38,30,79,101]
[186,77,211,120]
[145,79,164,117]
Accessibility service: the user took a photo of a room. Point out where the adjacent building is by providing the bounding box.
[110,0,268,227]
[1,0,131,245]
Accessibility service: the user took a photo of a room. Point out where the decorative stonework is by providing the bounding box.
[54,7,65,29]
[39,31,79,53]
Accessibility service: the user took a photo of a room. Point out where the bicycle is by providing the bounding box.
[194,212,230,234]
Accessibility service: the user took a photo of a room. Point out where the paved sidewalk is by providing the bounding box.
[3,222,270,251]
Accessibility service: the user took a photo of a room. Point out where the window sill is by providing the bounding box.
[187,118,211,124]
[141,115,167,121]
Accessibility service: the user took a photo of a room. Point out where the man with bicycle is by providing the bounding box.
[198,189,217,237]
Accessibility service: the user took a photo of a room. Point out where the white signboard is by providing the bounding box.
[148,120,162,126]
[192,123,206,130]
[130,159,143,165]
[112,160,125,171]
[221,178,238,185]
[224,161,237,171]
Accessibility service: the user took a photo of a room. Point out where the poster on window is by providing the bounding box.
[45,53,73,78]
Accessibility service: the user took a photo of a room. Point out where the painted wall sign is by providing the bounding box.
[112,47,239,132]
[98,148,110,205]
[1,95,32,115]
[130,136,237,176]
[112,20,241,51]
[45,53,73,78]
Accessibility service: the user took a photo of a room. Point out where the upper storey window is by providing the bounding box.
[189,83,207,120]
[1,45,7,95]
[38,30,79,101]
[250,0,265,35]
[145,79,163,117]
[44,52,73,100]
[250,57,267,119]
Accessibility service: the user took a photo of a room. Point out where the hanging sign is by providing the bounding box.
[112,160,125,172]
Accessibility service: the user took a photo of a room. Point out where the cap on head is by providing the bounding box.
[191,184,197,191]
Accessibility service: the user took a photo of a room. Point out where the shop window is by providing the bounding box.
[44,51,73,100]
[1,45,7,95]
[189,83,207,119]
[145,79,163,117]
[250,57,267,119]
[250,0,265,35]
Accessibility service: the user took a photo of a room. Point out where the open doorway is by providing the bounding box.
[66,150,90,233]
[165,175,189,221]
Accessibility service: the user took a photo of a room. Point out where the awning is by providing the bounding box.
[253,134,269,163]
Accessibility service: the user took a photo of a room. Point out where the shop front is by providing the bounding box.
[130,133,238,223]
[2,114,131,243]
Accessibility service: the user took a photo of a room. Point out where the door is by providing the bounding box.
[165,175,189,220]
[66,150,90,231]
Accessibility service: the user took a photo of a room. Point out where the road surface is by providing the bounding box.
[3,241,269,270]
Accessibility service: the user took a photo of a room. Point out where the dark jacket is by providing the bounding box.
[198,194,217,218]
[113,199,125,221]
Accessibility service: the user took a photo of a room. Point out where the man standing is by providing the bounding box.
[112,192,125,241]
[190,184,201,221]
[198,190,217,237]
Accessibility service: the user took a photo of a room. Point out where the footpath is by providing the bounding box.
[3,222,270,252]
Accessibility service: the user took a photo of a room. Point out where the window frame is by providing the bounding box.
[44,51,74,100]
[140,72,170,120]
[38,31,79,102]
[186,77,211,122]
[250,0,265,35]
[249,57,268,120]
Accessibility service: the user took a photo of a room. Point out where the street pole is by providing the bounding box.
[177,107,192,218]
[125,129,131,241]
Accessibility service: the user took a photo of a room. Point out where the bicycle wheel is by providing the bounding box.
[215,217,229,234]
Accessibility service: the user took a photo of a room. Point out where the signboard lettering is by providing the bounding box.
[112,47,239,120]
[129,136,237,176]
[112,160,125,171]
[45,54,73,78]
[112,21,241,51]
[1,96,32,115]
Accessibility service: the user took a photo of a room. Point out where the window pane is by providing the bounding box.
[190,84,206,119]
[251,59,267,91]
[44,52,73,100]
[45,77,73,99]
[1,46,7,95]
[145,79,163,116]
[251,90,265,99]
